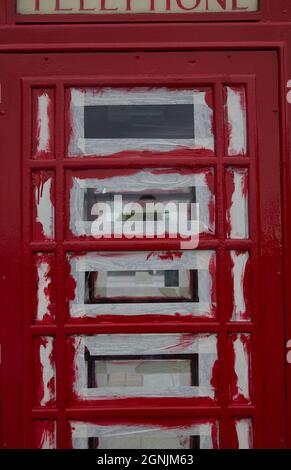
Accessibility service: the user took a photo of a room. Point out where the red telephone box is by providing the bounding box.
[0,0,291,450]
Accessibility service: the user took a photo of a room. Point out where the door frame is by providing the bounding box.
[0,43,289,449]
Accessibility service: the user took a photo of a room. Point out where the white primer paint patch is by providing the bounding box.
[40,426,56,449]
[68,251,216,318]
[227,168,249,239]
[36,260,50,322]
[68,87,214,157]
[35,421,56,450]
[69,169,215,237]
[70,420,219,450]
[39,337,55,407]
[37,93,51,154]
[226,86,247,156]
[235,419,253,449]
[35,177,55,239]
[232,334,250,402]
[231,251,249,322]
[71,333,217,400]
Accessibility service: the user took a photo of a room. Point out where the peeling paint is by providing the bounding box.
[225,86,247,156]
[230,251,250,322]
[226,167,249,239]
[68,87,214,157]
[235,419,253,449]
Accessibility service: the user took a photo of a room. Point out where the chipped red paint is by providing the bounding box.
[146,251,183,261]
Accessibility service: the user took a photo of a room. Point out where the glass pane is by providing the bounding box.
[68,87,214,157]
[225,86,247,156]
[229,333,251,404]
[225,167,249,239]
[67,168,215,238]
[234,419,253,449]
[34,421,56,450]
[68,333,218,401]
[32,88,55,159]
[33,253,55,324]
[85,355,198,389]
[70,420,219,450]
[84,104,195,139]
[85,270,198,303]
[34,336,56,408]
[229,251,250,322]
[32,171,55,241]
[67,251,216,319]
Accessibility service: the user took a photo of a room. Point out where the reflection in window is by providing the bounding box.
[84,104,195,140]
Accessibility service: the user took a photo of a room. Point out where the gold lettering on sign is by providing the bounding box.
[17,0,259,15]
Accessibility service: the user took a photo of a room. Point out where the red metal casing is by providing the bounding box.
[0,0,290,450]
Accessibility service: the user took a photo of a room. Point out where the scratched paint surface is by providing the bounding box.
[70,419,219,449]
[67,251,216,319]
[68,168,215,239]
[34,421,56,449]
[32,172,55,241]
[68,333,218,401]
[34,336,56,408]
[68,87,214,157]
[32,89,54,159]
[33,253,56,324]
[225,167,249,239]
[225,86,247,156]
